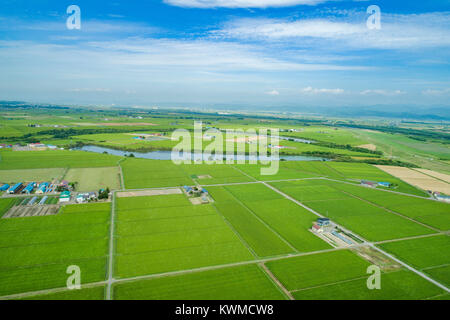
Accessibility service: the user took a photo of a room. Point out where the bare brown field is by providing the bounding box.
[375,165,450,194]
[357,144,377,151]
[415,169,450,184]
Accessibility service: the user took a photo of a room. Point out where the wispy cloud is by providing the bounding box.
[266,89,280,95]
[164,0,326,9]
[212,12,450,49]
[422,88,450,95]
[67,88,111,92]
[300,86,344,94]
[360,89,405,96]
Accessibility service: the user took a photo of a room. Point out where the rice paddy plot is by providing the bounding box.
[271,179,435,241]
[378,235,450,286]
[113,264,287,300]
[209,186,295,257]
[115,195,254,278]
[0,202,111,296]
[181,164,252,185]
[293,270,446,300]
[331,183,450,231]
[222,183,331,252]
[265,250,372,291]
[303,198,435,242]
[234,162,331,182]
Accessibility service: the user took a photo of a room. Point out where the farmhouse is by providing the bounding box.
[361,180,377,188]
[76,192,97,203]
[59,191,71,203]
[317,218,331,227]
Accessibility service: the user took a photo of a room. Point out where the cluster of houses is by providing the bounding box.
[0,182,57,195]
[360,180,392,188]
[11,143,59,151]
[0,180,100,204]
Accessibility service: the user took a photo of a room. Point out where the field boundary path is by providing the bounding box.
[105,191,117,300]
[259,263,294,300]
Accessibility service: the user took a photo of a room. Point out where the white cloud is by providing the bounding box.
[360,89,405,96]
[213,12,450,49]
[300,86,344,94]
[164,0,325,9]
[68,88,111,92]
[422,88,450,95]
[266,89,280,95]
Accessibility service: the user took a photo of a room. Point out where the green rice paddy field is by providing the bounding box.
[266,250,447,300]
[379,236,450,287]
[113,265,287,300]
[269,179,438,242]
[0,148,448,300]
[0,202,110,297]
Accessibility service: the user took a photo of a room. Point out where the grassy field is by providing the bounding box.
[64,167,120,191]
[354,129,450,174]
[0,150,122,169]
[0,202,110,296]
[113,265,287,300]
[115,194,254,278]
[0,168,65,183]
[379,235,450,286]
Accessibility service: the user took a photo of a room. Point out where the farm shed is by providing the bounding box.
[8,182,23,194]
[36,182,49,194]
[378,182,392,187]
[22,182,35,194]
[0,184,10,191]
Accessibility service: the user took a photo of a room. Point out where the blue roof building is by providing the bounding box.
[378,182,392,187]
[22,182,35,194]
[8,182,23,194]
[0,184,10,191]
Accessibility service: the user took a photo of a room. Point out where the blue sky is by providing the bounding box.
[0,0,449,110]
